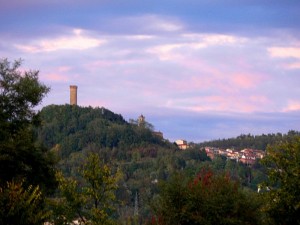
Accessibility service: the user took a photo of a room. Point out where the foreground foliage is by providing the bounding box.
[150,170,263,225]
[49,152,119,225]
[261,137,300,225]
[0,58,57,224]
[0,181,48,225]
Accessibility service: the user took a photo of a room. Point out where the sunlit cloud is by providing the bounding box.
[146,33,247,61]
[182,33,246,48]
[147,44,183,61]
[15,29,105,53]
[268,47,300,58]
[283,101,300,112]
[124,35,155,40]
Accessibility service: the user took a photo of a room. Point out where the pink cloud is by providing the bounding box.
[58,66,72,72]
[230,72,267,89]
[43,73,69,82]
[283,101,300,112]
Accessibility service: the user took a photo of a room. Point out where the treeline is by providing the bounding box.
[197,130,300,150]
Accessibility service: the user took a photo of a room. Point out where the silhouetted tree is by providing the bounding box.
[0,58,57,224]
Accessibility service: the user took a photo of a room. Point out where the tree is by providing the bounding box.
[0,59,49,138]
[50,152,120,225]
[0,180,49,225]
[0,58,56,224]
[150,169,263,225]
[261,137,300,225]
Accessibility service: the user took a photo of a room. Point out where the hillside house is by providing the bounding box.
[175,139,189,150]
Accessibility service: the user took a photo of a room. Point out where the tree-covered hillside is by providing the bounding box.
[36,104,214,223]
[37,104,169,158]
[197,130,300,150]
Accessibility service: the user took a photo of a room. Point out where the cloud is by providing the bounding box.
[107,14,183,35]
[164,93,270,113]
[41,66,74,82]
[58,29,274,116]
[182,33,246,47]
[15,29,105,53]
[283,100,300,112]
[10,25,283,117]
[268,47,300,58]
[147,44,183,61]
[43,73,69,82]
[136,14,183,32]
[1,5,300,142]
[284,62,300,70]
[230,72,267,89]
[146,33,246,61]
[124,35,155,40]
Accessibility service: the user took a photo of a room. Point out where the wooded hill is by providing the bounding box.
[35,105,212,222]
[37,104,171,158]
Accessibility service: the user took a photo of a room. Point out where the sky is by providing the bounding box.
[1,0,300,142]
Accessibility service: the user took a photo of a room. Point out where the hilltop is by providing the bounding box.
[37,104,174,158]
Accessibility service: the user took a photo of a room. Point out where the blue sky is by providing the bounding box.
[1,0,300,142]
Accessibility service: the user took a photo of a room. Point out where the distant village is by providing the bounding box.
[204,147,265,165]
[175,139,265,166]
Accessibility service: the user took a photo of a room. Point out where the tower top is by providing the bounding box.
[138,114,145,126]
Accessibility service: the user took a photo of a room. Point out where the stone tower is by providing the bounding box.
[138,114,145,127]
[70,85,78,105]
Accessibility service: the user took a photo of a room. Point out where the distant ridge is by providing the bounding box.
[197,130,300,151]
